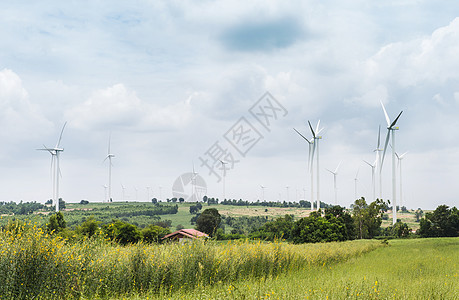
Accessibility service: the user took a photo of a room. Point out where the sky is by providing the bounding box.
[1,1,459,210]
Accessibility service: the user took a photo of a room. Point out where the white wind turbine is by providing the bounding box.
[326,161,341,205]
[121,183,126,201]
[309,120,324,211]
[219,160,228,201]
[293,127,315,210]
[37,122,67,212]
[363,159,377,201]
[380,101,403,225]
[354,168,360,200]
[103,134,115,203]
[260,185,266,201]
[103,185,108,202]
[190,163,199,202]
[395,151,408,209]
[374,126,384,199]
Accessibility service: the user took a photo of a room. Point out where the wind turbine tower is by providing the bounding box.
[219,160,228,201]
[380,101,403,225]
[374,126,383,199]
[364,159,377,201]
[326,162,341,205]
[37,122,67,212]
[104,134,115,203]
[396,151,408,208]
[293,127,315,210]
[309,120,324,211]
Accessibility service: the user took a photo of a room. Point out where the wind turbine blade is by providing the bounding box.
[377,125,381,149]
[363,160,373,167]
[381,129,391,170]
[326,168,334,174]
[315,120,321,134]
[400,151,408,159]
[390,111,403,128]
[308,121,316,138]
[293,128,311,143]
[335,161,342,173]
[108,133,111,154]
[55,122,67,148]
[380,101,391,127]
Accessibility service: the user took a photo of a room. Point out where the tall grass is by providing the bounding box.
[160,237,458,299]
[0,222,382,299]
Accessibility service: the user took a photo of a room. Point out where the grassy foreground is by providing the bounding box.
[150,238,458,299]
[0,222,381,299]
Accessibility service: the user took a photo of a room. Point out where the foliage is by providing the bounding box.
[221,215,269,235]
[382,221,412,238]
[250,214,294,241]
[76,216,101,238]
[0,223,383,299]
[196,208,221,237]
[47,211,66,233]
[0,200,45,215]
[418,205,459,237]
[102,220,142,245]
[141,225,170,243]
[352,198,386,239]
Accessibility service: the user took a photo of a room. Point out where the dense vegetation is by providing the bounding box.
[0,221,383,299]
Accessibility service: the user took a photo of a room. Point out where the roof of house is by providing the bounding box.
[162,229,209,240]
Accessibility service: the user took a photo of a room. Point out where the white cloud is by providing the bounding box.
[65,83,192,131]
[0,69,51,141]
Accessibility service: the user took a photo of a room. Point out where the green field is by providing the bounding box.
[146,238,459,299]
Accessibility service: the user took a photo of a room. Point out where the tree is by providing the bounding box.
[58,198,66,210]
[141,225,170,243]
[76,216,101,238]
[189,205,199,214]
[324,205,355,240]
[196,208,221,237]
[80,200,89,205]
[151,198,158,204]
[418,205,459,237]
[415,208,424,222]
[352,198,386,239]
[250,214,294,241]
[47,212,66,233]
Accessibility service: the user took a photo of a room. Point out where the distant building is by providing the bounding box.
[162,229,208,242]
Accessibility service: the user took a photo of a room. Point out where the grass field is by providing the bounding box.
[144,237,459,299]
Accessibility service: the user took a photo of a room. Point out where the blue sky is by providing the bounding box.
[1,1,459,209]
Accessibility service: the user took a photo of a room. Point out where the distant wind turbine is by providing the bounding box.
[354,168,360,200]
[37,122,67,212]
[293,127,315,210]
[103,133,115,203]
[396,151,408,209]
[219,160,228,201]
[380,101,403,225]
[326,161,341,204]
[260,185,266,201]
[363,159,377,201]
[374,126,384,199]
[309,120,324,211]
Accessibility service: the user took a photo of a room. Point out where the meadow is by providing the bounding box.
[154,237,458,299]
[0,221,383,299]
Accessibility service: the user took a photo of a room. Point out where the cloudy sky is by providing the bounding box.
[1,1,459,210]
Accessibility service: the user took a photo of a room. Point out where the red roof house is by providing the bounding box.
[162,229,208,242]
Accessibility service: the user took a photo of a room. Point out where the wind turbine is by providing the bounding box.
[103,134,115,203]
[219,160,228,201]
[326,161,341,204]
[121,183,126,201]
[374,126,384,199]
[191,163,198,202]
[380,101,403,225]
[354,168,360,200]
[37,122,67,212]
[396,151,408,209]
[363,159,377,201]
[293,127,315,210]
[309,120,324,211]
[260,185,266,201]
[285,186,290,202]
[103,185,108,202]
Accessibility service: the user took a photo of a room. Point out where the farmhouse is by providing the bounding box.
[162,229,208,242]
